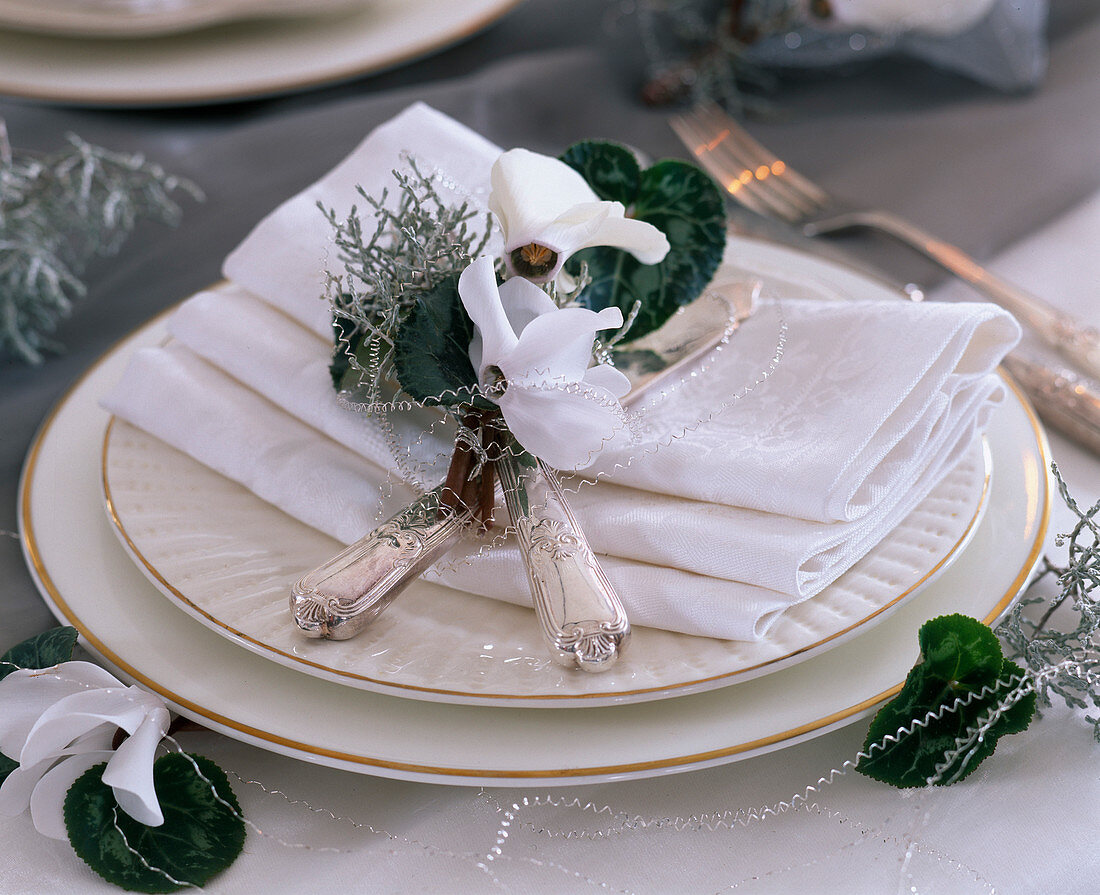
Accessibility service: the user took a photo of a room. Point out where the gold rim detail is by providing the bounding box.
[100,412,995,702]
[0,1,522,106]
[18,297,1052,780]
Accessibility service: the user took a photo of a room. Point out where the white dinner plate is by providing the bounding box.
[99,235,995,707]
[0,0,366,38]
[18,282,1050,786]
[0,0,520,106]
[96,236,994,706]
[103,418,988,707]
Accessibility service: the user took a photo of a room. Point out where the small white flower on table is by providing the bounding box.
[459,256,631,471]
[0,661,170,839]
[489,148,669,284]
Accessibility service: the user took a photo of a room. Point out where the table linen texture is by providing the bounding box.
[100,103,1019,641]
[4,7,1100,890]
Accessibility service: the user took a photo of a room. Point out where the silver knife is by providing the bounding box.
[292,282,757,661]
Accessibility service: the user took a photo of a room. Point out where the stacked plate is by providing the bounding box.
[19,237,1050,785]
[0,0,370,38]
[0,0,520,105]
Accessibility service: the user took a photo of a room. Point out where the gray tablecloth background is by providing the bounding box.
[2,0,1098,652]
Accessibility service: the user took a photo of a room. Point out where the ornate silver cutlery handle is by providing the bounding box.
[291,284,754,645]
[1000,353,1100,456]
[496,456,629,672]
[292,455,631,673]
[292,486,471,639]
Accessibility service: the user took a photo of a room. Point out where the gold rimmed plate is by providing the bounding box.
[100,238,995,708]
[0,0,520,106]
[0,0,369,38]
[19,312,1049,784]
[102,415,991,707]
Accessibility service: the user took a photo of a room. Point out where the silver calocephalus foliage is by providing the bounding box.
[0,122,202,364]
[998,464,1100,740]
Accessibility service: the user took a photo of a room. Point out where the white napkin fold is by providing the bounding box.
[589,296,1017,523]
[223,102,501,339]
[101,103,1020,640]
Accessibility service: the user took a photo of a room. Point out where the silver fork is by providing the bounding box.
[670,101,1100,382]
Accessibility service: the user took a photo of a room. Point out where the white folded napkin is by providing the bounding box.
[101,103,1020,640]
[223,102,501,339]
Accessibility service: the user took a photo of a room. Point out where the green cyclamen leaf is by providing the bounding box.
[0,627,76,784]
[392,274,483,408]
[0,626,78,681]
[562,152,726,341]
[329,314,362,390]
[857,614,1036,788]
[558,141,641,205]
[64,753,245,893]
[0,752,17,786]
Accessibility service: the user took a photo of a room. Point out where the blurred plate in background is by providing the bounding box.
[0,0,520,105]
[0,0,369,38]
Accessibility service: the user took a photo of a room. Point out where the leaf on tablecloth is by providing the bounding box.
[858,614,1035,787]
[64,753,245,894]
[0,626,78,682]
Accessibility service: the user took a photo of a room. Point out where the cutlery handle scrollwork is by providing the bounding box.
[496,456,630,673]
[835,210,1100,381]
[291,486,471,640]
[1001,353,1100,456]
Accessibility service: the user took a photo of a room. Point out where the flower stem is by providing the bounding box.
[440,410,500,529]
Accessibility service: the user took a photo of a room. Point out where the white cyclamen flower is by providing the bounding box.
[0,661,171,840]
[460,256,631,470]
[489,148,670,284]
[827,0,997,37]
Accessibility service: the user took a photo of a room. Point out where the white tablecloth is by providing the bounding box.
[4,195,1099,895]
